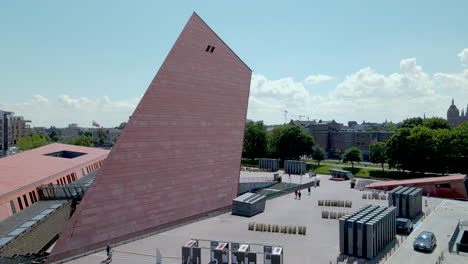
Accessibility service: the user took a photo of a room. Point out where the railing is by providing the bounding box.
[37,183,90,200]
[261,180,319,200]
[239,176,276,183]
[448,220,461,253]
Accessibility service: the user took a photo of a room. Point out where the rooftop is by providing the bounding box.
[0,143,109,198]
[365,174,467,188]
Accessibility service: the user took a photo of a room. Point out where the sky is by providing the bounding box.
[1,0,468,127]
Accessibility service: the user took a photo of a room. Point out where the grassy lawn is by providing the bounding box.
[310,165,372,177]
[305,159,389,169]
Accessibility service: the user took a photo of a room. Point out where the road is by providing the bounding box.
[386,199,468,264]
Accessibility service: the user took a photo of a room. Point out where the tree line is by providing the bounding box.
[370,117,468,174]
[243,121,333,164]
[243,121,368,168]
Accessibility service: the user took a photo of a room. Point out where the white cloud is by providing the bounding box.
[5,51,468,128]
[304,74,332,85]
[247,57,467,125]
[458,48,468,66]
[4,95,140,127]
[434,69,468,95]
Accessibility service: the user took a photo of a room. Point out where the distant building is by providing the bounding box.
[289,119,394,160]
[0,110,14,152]
[104,128,122,144]
[9,116,32,144]
[0,111,32,155]
[447,98,468,127]
[61,123,81,140]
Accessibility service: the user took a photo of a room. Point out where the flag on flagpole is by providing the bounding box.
[92,120,100,127]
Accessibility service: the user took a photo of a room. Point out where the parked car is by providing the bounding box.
[396,218,413,234]
[413,231,437,252]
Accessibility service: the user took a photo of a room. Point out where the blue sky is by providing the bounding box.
[1,1,468,127]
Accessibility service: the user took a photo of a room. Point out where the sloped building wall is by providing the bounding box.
[49,13,251,262]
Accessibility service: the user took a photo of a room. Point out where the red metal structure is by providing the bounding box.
[365,174,468,199]
[50,12,251,261]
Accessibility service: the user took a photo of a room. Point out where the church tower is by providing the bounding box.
[447,98,460,127]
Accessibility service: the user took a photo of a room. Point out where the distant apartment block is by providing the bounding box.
[0,110,14,151]
[0,110,32,153]
[9,116,31,144]
[290,120,395,159]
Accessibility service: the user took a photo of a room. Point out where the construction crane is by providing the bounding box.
[282,110,288,124]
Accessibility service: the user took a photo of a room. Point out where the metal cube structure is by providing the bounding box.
[211,241,229,264]
[232,193,266,217]
[270,247,283,264]
[284,160,306,175]
[259,158,279,172]
[388,186,422,219]
[182,240,201,264]
[232,243,257,264]
[329,169,354,180]
[339,204,396,259]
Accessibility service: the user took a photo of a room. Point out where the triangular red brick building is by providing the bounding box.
[50,12,251,261]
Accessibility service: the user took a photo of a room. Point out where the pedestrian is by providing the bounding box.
[106,244,112,262]
[298,191,302,200]
[294,190,298,199]
[289,173,291,179]
[308,187,311,195]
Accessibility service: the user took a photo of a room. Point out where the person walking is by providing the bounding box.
[308,186,311,195]
[298,191,302,200]
[106,244,113,263]
[294,190,298,199]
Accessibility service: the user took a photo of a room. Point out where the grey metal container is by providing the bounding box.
[232,192,266,217]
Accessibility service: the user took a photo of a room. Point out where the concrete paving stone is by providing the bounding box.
[68,174,432,263]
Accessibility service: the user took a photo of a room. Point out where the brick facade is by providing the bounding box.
[50,12,251,261]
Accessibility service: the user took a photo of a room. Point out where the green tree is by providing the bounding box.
[243,121,268,160]
[334,149,344,160]
[48,131,59,142]
[369,142,387,171]
[311,145,326,165]
[116,122,127,129]
[406,126,437,173]
[399,117,423,129]
[17,134,49,151]
[386,128,411,171]
[271,125,315,160]
[433,128,453,174]
[97,129,106,145]
[422,117,451,130]
[342,146,362,168]
[67,135,93,147]
[451,122,468,173]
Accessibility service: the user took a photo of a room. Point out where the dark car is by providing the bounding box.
[413,231,437,252]
[396,218,413,234]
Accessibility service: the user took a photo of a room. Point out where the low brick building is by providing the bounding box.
[365,175,468,199]
[0,143,109,221]
[290,120,394,159]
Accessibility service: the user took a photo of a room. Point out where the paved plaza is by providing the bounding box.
[67,172,444,264]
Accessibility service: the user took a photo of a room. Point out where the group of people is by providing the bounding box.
[294,187,312,200]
